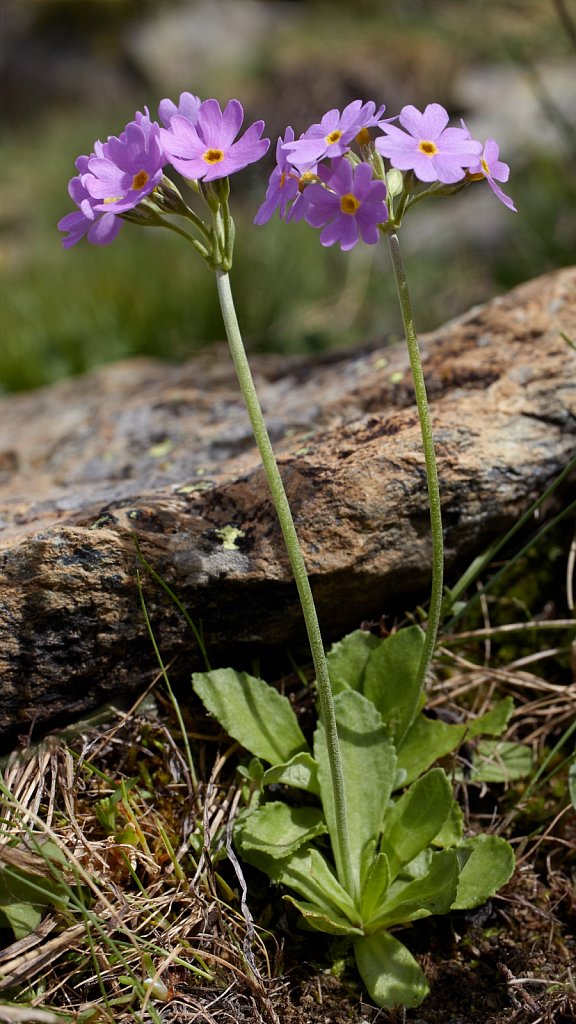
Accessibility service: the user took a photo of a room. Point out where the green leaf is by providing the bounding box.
[467,697,514,737]
[396,698,515,786]
[432,798,464,848]
[354,932,429,1009]
[192,668,308,764]
[380,768,454,879]
[326,629,380,695]
[452,834,515,910]
[0,900,42,940]
[262,752,320,794]
[360,852,391,922]
[0,854,71,939]
[283,895,363,936]
[365,849,460,930]
[237,756,265,786]
[462,740,533,783]
[363,626,425,744]
[314,690,397,895]
[271,846,361,924]
[235,802,327,860]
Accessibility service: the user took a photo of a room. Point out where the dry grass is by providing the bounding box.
[0,691,285,1023]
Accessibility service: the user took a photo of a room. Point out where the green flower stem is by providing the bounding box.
[215,269,355,899]
[386,232,444,693]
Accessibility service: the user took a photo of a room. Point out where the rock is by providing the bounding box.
[0,268,575,747]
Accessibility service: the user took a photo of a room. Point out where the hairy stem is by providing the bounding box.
[387,232,444,694]
[216,269,355,898]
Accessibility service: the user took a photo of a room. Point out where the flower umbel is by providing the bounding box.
[304,158,388,250]
[160,98,269,182]
[283,99,388,167]
[467,138,517,211]
[376,103,482,184]
[83,113,166,213]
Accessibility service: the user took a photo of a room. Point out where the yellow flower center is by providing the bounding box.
[131,169,150,190]
[481,158,490,176]
[340,193,360,215]
[326,129,343,146]
[418,140,438,157]
[103,196,122,204]
[203,148,225,165]
[355,127,371,147]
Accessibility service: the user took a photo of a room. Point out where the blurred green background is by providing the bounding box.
[1,0,575,393]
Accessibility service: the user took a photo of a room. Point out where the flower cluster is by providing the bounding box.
[59,91,516,254]
[255,99,516,250]
[58,93,269,248]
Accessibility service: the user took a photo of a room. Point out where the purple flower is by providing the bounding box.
[304,157,388,251]
[254,127,307,225]
[375,103,482,184]
[160,98,269,181]
[58,154,122,248]
[83,114,166,213]
[283,100,388,168]
[467,139,517,211]
[158,91,202,128]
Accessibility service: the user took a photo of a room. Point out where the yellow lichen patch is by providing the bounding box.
[418,140,438,156]
[203,148,225,165]
[132,169,150,190]
[340,193,360,215]
[215,525,245,550]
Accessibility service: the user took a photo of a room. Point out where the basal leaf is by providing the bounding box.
[360,852,391,922]
[0,857,71,939]
[326,629,380,695]
[396,698,516,786]
[365,849,460,930]
[270,846,361,924]
[432,798,464,848]
[0,900,42,940]
[363,626,425,744]
[262,752,320,794]
[354,932,429,1009]
[283,895,363,936]
[462,740,533,783]
[396,714,467,785]
[452,834,515,910]
[192,668,308,764]
[467,697,514,738]
[314,690,397,898]
[235,803,326,860]
[380,768,453,879]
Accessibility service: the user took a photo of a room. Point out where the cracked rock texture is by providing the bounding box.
[0,268,574,746]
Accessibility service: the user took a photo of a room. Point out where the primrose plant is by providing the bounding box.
[59,94,517,1008]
